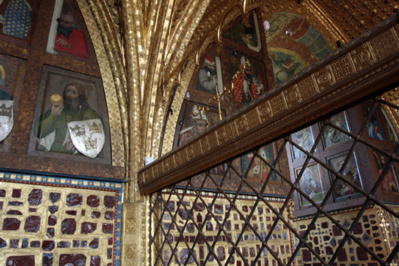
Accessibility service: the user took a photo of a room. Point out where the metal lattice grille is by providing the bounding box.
[149,92,399,265]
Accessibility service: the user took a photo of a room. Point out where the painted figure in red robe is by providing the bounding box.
[54,12,88,58]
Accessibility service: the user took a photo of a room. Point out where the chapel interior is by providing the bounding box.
[0,0,398,265]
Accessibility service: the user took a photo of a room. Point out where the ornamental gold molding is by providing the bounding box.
[139,15,399,194]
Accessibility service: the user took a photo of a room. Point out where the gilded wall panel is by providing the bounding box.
[216,126,228,146]
[257,101,273,123]
[206,133,219,153]
[0,171,123,266]
[369,28,399,61]
[225,121,239,140]
[186,143,196,161]
[246,108,262,130]
[200,136,212,154]
[235,115,250,136]
[269,93,287,116]
[330,54,356,82]
[292,206,399,265]
[313,65,335,91]
[350,43,375,72]
[296,76,318,101]
[156,192,292,265]
[284,86,302,109]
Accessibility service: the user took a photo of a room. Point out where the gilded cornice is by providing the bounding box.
[77,0,128,169]
[141,15,399,194]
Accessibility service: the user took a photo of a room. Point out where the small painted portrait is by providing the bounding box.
[223,12,261,52]
[329,154,362,199]
[322,112,350,148]
[196,53,223,95]
[178,105,208,146]
[298,164,324,206]
[241,144,279,182]
[374,151,399,193]
[231,55,265,104]
[32,67,109,160]
[176,102,220,147]
[363,103,386,141]
[0,0,32,39]
[0,63,13,143]
[291,126,314,160]
[47,0,88,58]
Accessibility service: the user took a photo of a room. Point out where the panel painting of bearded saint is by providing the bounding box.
[30,66,110,163]
[46,0,88,58]
[223,50,266,107]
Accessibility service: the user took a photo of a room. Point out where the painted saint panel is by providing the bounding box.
[297,164,325,206]
[177,101,220,147]
[290,127,314,160]
[195,53,223,95]
[329,153,362,199]
[47,0,88,58]
[30,66,110,163]
[322,112,351,148]
[374,151,399,193]
[226,52,266,105]
[241,144,279,182]
[223,12,261,52]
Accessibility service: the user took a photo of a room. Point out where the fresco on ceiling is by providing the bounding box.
[265,12,333,85]
[223,11,261,52]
